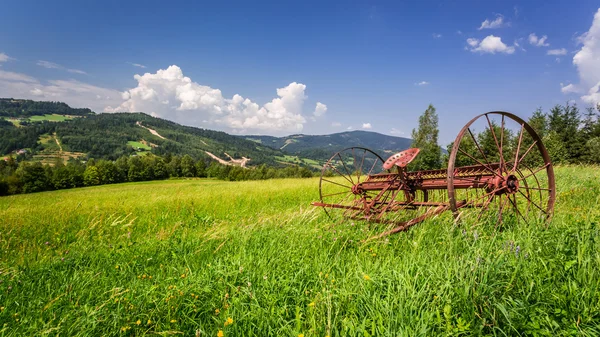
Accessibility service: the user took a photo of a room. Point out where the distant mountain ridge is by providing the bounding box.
[244,131,413,161]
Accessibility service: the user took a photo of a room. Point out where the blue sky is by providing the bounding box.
[1,1,599,144]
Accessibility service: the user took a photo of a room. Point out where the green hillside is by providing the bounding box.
[0,102,289,166]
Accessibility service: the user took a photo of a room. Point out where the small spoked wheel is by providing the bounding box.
[447,111,556,227]
[318,147,388,219]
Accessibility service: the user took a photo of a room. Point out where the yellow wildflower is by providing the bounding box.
[147,319,152,325]
[170,319,177,323]
[217,330,224,337]
[136,320,141,325]
[224,317,233,326]
[363,274,371,281]
[308,302,315,307]
[298,334,304,337]
[115,265,119,269]
[181,274,186,278]
[215,308,220,314]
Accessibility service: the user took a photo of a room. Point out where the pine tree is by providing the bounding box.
[409,104,441,170]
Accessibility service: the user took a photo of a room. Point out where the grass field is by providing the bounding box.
[0,166,599,335]
[127,141,152,151]
[28,114,73,122]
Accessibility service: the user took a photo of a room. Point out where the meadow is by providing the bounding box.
[0,166,599,336]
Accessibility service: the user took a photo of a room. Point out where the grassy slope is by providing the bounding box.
[0,167,599,336]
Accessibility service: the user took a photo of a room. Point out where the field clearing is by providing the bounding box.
[127,141,152,151]
[0,166,600,335]
[28,114,73,122]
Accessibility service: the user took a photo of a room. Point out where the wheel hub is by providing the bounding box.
[490,174,519,195]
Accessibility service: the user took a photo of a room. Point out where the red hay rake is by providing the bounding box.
[311,112,556,238]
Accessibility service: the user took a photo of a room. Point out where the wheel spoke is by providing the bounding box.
[322,190,353,198]
[512,123,525,173]
[497,195,508,226]
[326,161,354,186]
[516,140,538,167]
[337,153,354,185]
[520,163,550,181]
[321,178,351,189]
[517,189,547,214]
[485,114,504,170]
[358,149,367,177]
[467,128,491,165]
[507,193,530,225]
[458,185,505,209]
[458,148,504,179]
[500,114,505,172]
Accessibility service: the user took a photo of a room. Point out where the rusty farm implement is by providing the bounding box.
[311,111,556,238]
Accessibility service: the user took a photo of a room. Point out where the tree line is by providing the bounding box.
[0,154,315,196]
[0,98,93,117]
[409,103,600,170]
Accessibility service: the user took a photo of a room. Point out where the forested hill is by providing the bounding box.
[245,131,413,160]
[0,98,93,117]
[0,107,285,166]
[0,98,417,167]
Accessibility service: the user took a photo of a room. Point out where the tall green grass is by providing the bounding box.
[0,166,599,336]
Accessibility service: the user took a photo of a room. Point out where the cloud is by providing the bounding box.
[346,126,353,130]
[0,53,10,63]
[362,123,372,129]
[573,8,600,105]
[37,60,87,75]
[528,33,550,47]
[467,35,515,54]
[106,65,319,134]
[128,62,147,69]
[67,69,88,75]
[432,33,442,39]
[37,60,61,69]
[331,122,341,127]
[0,70,121,111]
[547,48,567,55]
[415,81,429,86]
[313,102,327,116]
[0,70,38,83]
[560,83,579,94]
[466,38,479,47]
[478,15,508,30]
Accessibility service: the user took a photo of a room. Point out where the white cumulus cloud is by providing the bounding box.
[467,35,515,54]
[560,83,579,94]
[415,81,429,86]
[362,123,372,129]
[547,48,567,55]
[432,33,442,39]
[528,33,550,47]
[573,8,600,105]
[478,15,508,30]
[106,65,318,134]
[0,53,10,63]
[313,102,327,116]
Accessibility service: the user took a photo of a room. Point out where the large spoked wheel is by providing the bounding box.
[318,147,388,219]
[447,111,556,226]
